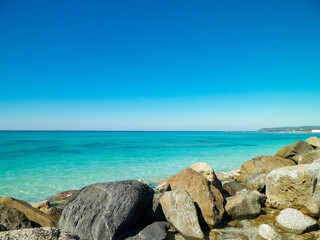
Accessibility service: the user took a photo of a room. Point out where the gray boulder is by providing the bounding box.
[225,189,265,219]
[245,174,266,192]
[160,190,204,239]
[296,150,320,165]
[275,208,319,234]
[0,202,35,231]
[59,180,154,240]
[0,227,79,240]
[275,140,314,163]
[125,222,169,240]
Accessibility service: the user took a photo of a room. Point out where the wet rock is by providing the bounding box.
[275,140,314,163]
[306,137,320,148]
[235,156,295,183]
[59,180,153,240]
[160,190,204,239]
[258,224,281,240]
[0,202,34,231]
[167,167,224,227]
[245,174,266,192]
[0,227,79,240]
[0,197,56,227]
[296,150,320,164]
[266,160,320,217]
[225,189,264,219]
[275,208,319,234]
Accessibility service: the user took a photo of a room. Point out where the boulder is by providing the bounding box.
[0,227,79,240]
[258,224,281,240]
[160,190,204,239]
[235,156,295,183]
[0,202,34,231]
[0,197,57,227]
[46,190,77,208]
[166,167,224,227]
[32,200,63,222]
[245,174,266,192]
[265,160,320,217]
[296,150,320,165]
[216,169,241,181]
[222,181,247,196]
[59,180,153,240]
[225,189,265,219]
[275,208,319,234]
[275,140,314,163]
[306,137,320,148]
[190,162,222,190]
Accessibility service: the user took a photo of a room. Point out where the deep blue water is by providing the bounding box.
[0,131,317,202]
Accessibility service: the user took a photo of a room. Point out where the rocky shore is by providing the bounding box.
[1,136,320,240]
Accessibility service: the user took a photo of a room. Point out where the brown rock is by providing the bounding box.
[46,190,77,208]
[190,162,222,191]
[275,140,314,163]
[235,156,295,183]
[166,167,224,227]
[306,137,320,148]
[0,197,57,227]
[296,150,320,165]
[32,200,63,222]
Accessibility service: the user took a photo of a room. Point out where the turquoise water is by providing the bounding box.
[0,131,317,202]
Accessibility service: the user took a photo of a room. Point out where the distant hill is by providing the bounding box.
[258,126,320,132]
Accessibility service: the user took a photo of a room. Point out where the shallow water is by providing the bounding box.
[0,131,317,202]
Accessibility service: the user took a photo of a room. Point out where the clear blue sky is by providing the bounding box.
[0,0,320,130]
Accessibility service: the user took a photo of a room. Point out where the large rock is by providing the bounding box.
[275,208,319,234]
[59,180,153,240]
[225,189,264,219]
[266,160,320,217]
[275,140,314,162]
[166,167,224,227]
[296,150,320,165]
[245,174,266,192]
[0,197,57,227]
[235,156,295,183]
[0,227,79,240]
[0,202,34,231]
[190,162,222,190]
[258,224,281,240]
[306,137,320,148]
[222,181,246,196]
[160,190,204,239]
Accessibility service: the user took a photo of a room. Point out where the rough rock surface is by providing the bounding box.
[222,181,246,196]
[306,137,320,148]
[0,202,34,231]
[0,197,57,227]
[0,227,79,240]
[275,208,319,234]
[125,222,170,240]
[59,180,153,240]
[265,160,320,217]
[225,189,264,219]
[296,150,320,165]
[32,200,63,222]
[166,167,224,227]
[275,140,314,162]
[245,174,266,192]
[216,169,241,181]
[190,162,222,191]
[235,156,295,183]
[258,224,281,240]
[160,190,204,239]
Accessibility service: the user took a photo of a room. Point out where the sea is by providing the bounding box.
[0,131,317,202]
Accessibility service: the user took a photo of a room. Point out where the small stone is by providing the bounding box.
[258,224,281,240]
[275,208,319,234]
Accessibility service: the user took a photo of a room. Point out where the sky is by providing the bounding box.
[0,0,320,131]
